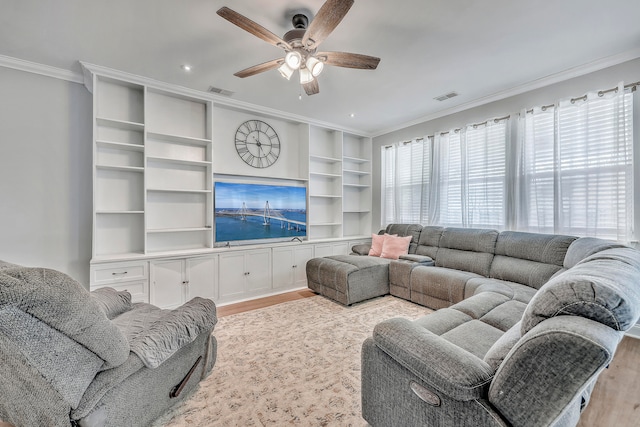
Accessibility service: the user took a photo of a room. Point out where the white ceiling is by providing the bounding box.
[2,0,640,135]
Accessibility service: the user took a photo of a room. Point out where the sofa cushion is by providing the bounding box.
[465,277,537,304]
[522,247,640,334]
[489,231,576,289]
[91,287,132,320]
[483,321,522,371]
[489,256,563,290]
[494,231,576,266]
[0,267,130,369]
[435,228,498,277]
[410,267,482,308]
[0,306,104,408]
[414,226,444,259]
[381,235,412,259]
[385,224,422,254]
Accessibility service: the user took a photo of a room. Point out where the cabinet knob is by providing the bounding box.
[112,271,128,276]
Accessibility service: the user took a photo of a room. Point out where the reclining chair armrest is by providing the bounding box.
[373,318,494,401]
[489,316,622,427]
[351,244,372,256]
[130,297,217,368]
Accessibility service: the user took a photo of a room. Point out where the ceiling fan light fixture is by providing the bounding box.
[306,56,324,77]
[299,67,314,84]
[284,51,302,70]
[278,62,295,80]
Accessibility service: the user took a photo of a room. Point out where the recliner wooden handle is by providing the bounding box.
[170,356,203,399]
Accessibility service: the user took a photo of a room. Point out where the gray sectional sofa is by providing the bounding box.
[306,224,640,426]
[0,260,217,427]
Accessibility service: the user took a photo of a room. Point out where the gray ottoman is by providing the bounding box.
[306,255,391,305]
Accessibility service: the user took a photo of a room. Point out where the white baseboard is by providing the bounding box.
[625,324,640,339]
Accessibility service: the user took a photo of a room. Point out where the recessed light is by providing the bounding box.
[349,113,355,118]
[181,64,192,72]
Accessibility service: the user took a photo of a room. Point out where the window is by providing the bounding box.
[383,119,508,229]
[518,87,634,241]
[381,139,430,225]
[381,83,635,242]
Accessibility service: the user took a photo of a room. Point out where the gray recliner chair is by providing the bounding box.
[0,261,217,427]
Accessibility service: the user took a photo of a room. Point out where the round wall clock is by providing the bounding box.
[234,119,281,168]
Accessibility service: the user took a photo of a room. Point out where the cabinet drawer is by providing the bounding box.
[91,262,147,285]
[91,281,147,304]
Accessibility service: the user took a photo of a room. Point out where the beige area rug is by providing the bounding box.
[152,295,430,427]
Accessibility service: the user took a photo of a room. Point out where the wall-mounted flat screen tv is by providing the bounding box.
[214,181,307,245]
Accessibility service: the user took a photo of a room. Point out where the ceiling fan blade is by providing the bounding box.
[217,7,291,51]
[302,0,354,49]
[317,51,380,69]
[234,59,283,78]
[303,79,320,96]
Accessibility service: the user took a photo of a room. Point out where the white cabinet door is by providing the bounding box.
[151,255,217,309]
[219,252,246,299]
[186,255,217,301]
[246,249,271,292]
[272,247,295,289]
[294,246,315,287]
[150,259,184,309]
[273,245,314,290]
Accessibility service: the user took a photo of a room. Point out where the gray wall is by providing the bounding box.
[0,67,92,284]
[372,57,640,232]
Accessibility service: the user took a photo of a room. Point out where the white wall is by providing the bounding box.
[0,67,92,284]
[371,57,640,233]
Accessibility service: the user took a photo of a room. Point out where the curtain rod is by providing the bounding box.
[526,80,639,113]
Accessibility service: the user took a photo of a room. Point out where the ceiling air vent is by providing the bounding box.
[208,86,234,97]
[434,91,458,102]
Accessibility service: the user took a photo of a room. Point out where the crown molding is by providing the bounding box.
[79,62,372,137]
[372,47,640,138]
[0,54,84,84]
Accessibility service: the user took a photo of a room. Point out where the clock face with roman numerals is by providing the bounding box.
[234,120,281,168]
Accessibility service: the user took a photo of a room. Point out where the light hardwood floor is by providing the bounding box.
[221,291,640,427]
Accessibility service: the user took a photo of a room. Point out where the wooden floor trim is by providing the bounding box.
[217,289,316,318]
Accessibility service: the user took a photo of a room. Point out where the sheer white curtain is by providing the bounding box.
[380,138,431,226]
[517,83,634,241]
[464,120,508,228]
[431,131,463,226]
[431,120,508,228]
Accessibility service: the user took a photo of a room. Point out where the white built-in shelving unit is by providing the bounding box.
[83,63,371,308]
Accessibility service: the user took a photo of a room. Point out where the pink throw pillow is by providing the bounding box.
[368,233,396,257]
[381,235,413,259]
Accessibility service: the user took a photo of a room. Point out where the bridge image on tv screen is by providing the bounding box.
[214,182,307,244]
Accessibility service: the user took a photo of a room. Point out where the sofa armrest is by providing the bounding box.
[489,315,622,427]
[398,254,434,265]
[129,297,217,368]
[351,244,371,256]
[373,318,494,400]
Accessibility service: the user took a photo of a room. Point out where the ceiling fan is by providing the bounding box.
[216,0,380,96]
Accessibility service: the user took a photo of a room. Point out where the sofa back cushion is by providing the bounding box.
[385,224,423,254]
[489,231,577,289]
[415,226,444,259]
[521,247,640,334]
[435,228,498,277]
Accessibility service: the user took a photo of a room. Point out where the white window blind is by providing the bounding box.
[381,139,431,226]
[464,120,507,228]
[432,132,463,227]
[518,85,634,241]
